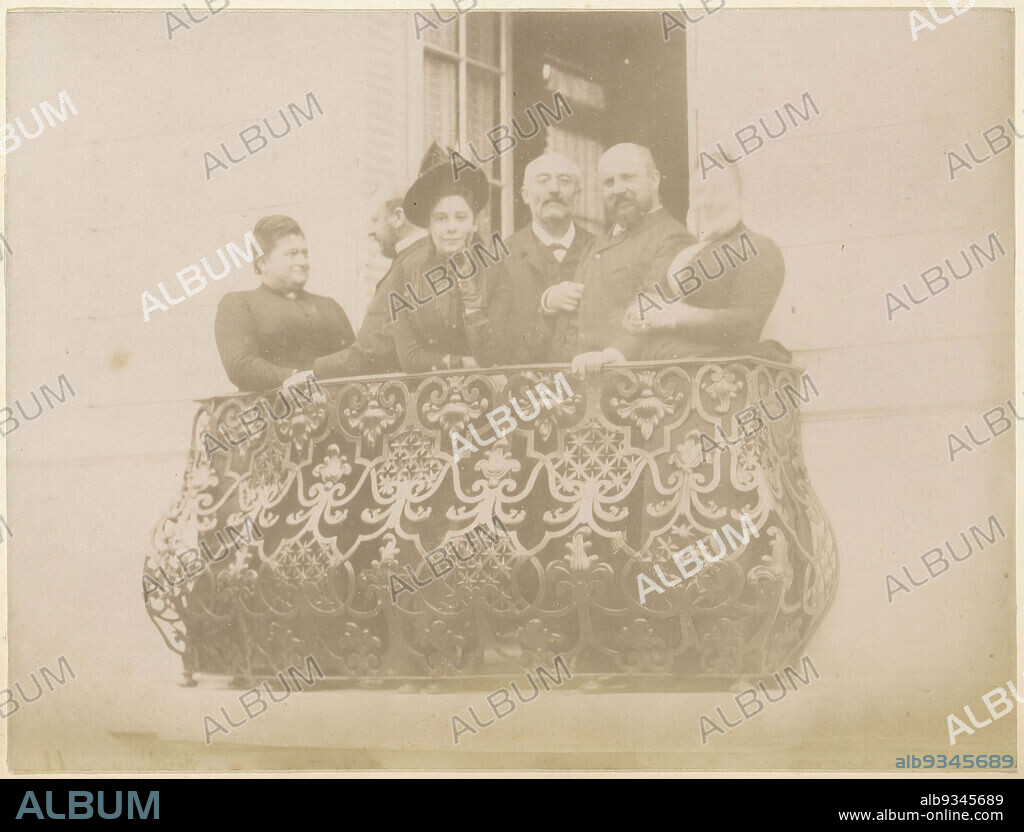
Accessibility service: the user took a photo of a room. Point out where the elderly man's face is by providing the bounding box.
[522,157,579,226]
[259,233,310,292]
[599,148,659,230]
[688,175,743,242]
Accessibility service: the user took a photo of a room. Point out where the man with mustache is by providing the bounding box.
[504,152,594,363]
[214,215,356,392]
[311,182,428,379]
[562,143,694,376]
[621,157,789,361]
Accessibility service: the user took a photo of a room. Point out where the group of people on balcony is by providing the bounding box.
[214,141,787,392]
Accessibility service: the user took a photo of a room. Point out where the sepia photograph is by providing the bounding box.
[0,0,1019,796]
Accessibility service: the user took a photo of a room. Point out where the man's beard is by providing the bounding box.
[606,194,645,229]
[540,198,567,220]
[375,231,398,259]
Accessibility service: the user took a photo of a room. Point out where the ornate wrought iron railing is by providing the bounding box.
[143,358,838,689]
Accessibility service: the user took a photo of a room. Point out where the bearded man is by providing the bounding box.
[559,143,694,376]
[312,183,428,379]
[504,152,594,363]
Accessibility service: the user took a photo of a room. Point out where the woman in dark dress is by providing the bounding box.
[386,144,523,373]
[214,215,356,391]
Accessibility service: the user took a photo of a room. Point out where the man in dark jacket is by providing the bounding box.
[559,143,695,375]
[214,215,355,392]
[313,183,428,379]
[503,153,594,364]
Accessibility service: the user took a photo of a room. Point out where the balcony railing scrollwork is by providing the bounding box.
[143,357,838,688]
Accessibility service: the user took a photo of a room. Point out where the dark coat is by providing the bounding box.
[313,236,430,380]
[638,223,790,361]
[214,284,355,392]
[503,223,594,364]
[384,238,518,373]
[556,207,694,361]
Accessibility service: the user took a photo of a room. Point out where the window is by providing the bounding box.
[421,12,512,239]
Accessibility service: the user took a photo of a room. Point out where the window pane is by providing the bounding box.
[423,54,458,151]
[466,66,501,180]
[472,184,501,243]
[420,15,458,52]
[488,184,502,241]
[548,128,605,232]
[466,12,500,66]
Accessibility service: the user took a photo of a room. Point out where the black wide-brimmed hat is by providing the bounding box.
[403,141,490,228]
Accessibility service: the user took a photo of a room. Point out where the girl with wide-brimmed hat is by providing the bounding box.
[386,143,523,372]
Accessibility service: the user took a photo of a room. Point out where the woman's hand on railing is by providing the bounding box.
[571,348,625,378]
[283,369,316,388]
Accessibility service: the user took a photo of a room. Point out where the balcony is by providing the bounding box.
[143,357,838,689]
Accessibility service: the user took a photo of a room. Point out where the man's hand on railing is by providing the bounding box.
[571,347,625,378]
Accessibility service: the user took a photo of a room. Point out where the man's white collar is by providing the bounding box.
[532,220,576,249]
[395,228,428,255]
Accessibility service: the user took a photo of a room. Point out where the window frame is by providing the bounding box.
[416,12,514,238]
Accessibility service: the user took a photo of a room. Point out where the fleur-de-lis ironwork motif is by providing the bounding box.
[704,367,742,413]
[313,444,352,488]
